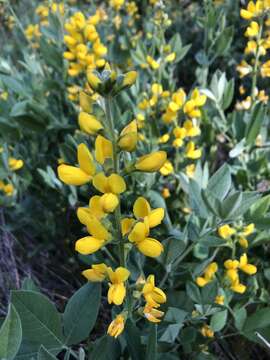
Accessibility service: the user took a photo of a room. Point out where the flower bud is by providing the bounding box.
[135,151,167,172]
[118,120,137,152]
[78,112,103,135]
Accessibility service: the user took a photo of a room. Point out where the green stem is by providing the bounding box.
[104,97,125,268]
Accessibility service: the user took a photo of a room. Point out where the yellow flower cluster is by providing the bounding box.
[63,11,107,77]
[237,1,270,106]
[196,262,218,287]
[57,67,167,338]
[218,223,255,248]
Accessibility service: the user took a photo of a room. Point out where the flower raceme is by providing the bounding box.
[58,143,96,185]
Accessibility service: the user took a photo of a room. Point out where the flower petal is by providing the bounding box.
[133,197,150,219]
[58,164,91,185]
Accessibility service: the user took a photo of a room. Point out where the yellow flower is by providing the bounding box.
[133,197,164,228]
[215,295,225,305]
[239,237,249,248]
[151,83,163,95]
[92,172,126,213]
[218,224,236,239]
[82,263,108,281]
[165,52,176,62]
[110,0,125,10]
[78,112,103,135]
[128,220,164,257]
[143,304,164,323]
[201,325,214,338]
[245,21,260,37]
[240,1,263,20]
[8,158,24,171]
[75,216,111,255]
[122,71,137,87]
[196,262,218,287]
[158,134,170,144]
[95,135,113,165]
[243,223,255,236]
[186,164,196,178]
[107,314,125,338]
[239,253,257,275]
[107,267,130,305]
[77,195,106,223]
[118,120,138,151]
[87,71,102,91]
[236,60,253,78]
[135,151,167,172]
[159,160,174,176]
[58,143,96,185]
[185,142,202,159]
[261,60,270,77]
[183,119,200,137]
[162,187,171,199]
[121,218,136,236]
[142,275,166,307]
[0,181,14,196]
[146,55,160,70]
[225,268,246,294]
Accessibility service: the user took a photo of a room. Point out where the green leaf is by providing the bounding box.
[21,278,39,292]
[90,335,121,360]
[63,283,101,345]
[125,320,142,360]
[0,304,22,360]
[146,324,157,360]
[219,191,242,219]
[164,308,187,324]
[249,195,270,219]
[37,346,57,360]
[214,26,234,56]
[189,180,209,218]
[234,308,247,331]
[222,78,235,110]
[210,310,227,332]
[186,282,201,303]
[11,290,64,359]
[243,308,270,334]
[245,103,265,146]
[159,324,182,343]
[233,192,260,218]
[207,164,231,200]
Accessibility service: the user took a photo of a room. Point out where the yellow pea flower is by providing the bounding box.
[215,295,225,305]
[165,52,176,62]
[77,195,106,223]
[236,60,253,78]
[95,135,113,165]
[122,71,137,87]
[146,55,160,70]
[151,83,163,95]
[218,224,236,239]
[226,268,246,294]
[142,275,166,307]
[240,1,263,20]
[78,112,103,135]
[92,172,126,212]
[82,263,108,281]
[107,267,130,305]
[58,143,96,185]
[239,253,257,275]
[224,259,239,270]
[159,160,174,176]
[128,220,164,257]
[196,262,218,287]
[245,21,260,37]
[0,181,14,196]
[186,164,196,178]
[75,216,111,255]
[135,151,167,172]
[162,187,171,199]
[201,325,214,338]
[121,218,136,236]
[8,158,24,171]
[118,120,138,152]
[183,119,201,137]
[87,71,102,91]
[79,92,93,113]
[243,223,255,236]
[261,60,270,77]
[107,314,125,338]
[133,197,164,228]
[110,0,125,10]
[239,237,249,248]
[158,134,170,144]
[185,142,202,159]
[143,304,164,323]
